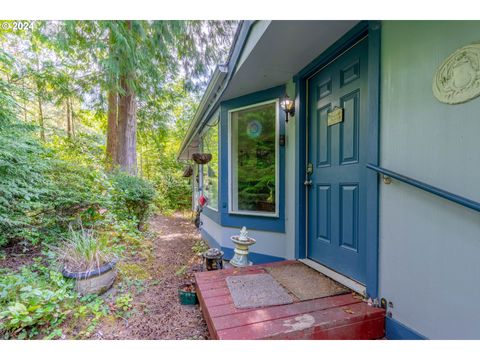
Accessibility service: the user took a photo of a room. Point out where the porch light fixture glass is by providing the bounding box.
[280,94,295,122]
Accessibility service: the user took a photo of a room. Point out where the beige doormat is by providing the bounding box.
[226,273,294,309]
[265,263,350,301]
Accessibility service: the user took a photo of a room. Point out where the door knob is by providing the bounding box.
[304,180,312,186]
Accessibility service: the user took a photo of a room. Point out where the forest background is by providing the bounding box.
[0,20,235,339]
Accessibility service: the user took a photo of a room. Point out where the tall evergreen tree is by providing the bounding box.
[61,20,236,175]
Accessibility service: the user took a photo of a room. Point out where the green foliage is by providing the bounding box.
[0,48,145,247]
[0,255,120,340]
[191,239,209,256]
[57,226,115,273]
[48,130,106,170]
[139,83,197,214]
[61,21,236,96]
[44,159,109,226]
[0,52,17,124]
[114,293,133,314]
[111,171,156,229]
[0,260,109,339]
[0,66,112,246]
[0,263,73,339]
[73,294,109,338]
[0,20,238,340]
[154,170,191,214]
[175,265,188,277]
[0,120,48,246]
[0,115,111,246]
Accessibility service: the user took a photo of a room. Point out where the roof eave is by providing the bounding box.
[177,64,228,160]
[176,20,255,161]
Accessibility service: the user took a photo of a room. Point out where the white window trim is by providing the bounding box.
[228,99,280,218]
[192,164,199,211]
[201,116,219,212]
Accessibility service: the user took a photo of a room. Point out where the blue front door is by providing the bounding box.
[307,37,368,284]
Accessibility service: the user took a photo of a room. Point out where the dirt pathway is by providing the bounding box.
[96,213,209,340]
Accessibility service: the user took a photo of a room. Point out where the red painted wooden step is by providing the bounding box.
[195,260,385,340]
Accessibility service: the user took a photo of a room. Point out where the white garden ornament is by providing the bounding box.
[229,226,256,267]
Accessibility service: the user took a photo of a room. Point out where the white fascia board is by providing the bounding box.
[177,20,259,161]
[177,64,227,160]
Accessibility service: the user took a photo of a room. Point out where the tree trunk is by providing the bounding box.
[106,90,118,169]
[37,95,45,141]
[23,79,27,122]
[116,75,137,175]
[115,20,137,175]
[71,107,75,137]
[66,97,72,139]
[34,53,45,141]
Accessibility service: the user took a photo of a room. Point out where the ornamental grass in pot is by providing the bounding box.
[57,226,117,295]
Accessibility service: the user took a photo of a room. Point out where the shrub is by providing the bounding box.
[0,81,111,246]
[154,171,191,214]
[0,122,111,247]
[0,121,48,246]
[111,171,156,230]
[45,159,111,224]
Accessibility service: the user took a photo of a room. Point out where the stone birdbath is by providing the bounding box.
[229,227,256,267]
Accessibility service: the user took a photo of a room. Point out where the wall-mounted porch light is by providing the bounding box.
[280,94,295,123]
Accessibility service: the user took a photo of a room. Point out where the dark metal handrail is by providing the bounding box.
[367,164,480,213]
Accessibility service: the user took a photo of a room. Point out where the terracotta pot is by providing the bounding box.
[62,260,117,295]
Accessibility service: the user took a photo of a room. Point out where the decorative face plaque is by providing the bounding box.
[327,106,344,126]
[433,44,480,104]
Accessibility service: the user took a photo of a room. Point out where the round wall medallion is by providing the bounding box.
[433,43,480,104]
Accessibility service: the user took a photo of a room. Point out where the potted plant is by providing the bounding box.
[58,226,118,295]
[178,281,198,305]
[192,153,212,165]
[175,265,199,305]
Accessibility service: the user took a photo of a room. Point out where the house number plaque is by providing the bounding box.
[327,106,344,126]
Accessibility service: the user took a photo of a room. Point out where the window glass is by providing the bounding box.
[230,101,277,214]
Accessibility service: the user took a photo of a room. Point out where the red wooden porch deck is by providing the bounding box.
[195,260,385,340]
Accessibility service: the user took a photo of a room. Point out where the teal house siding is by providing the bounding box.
[180,20,480,339]
[378,21,480,339]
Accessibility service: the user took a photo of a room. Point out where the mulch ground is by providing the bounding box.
[94,213,210,340]
[0,243,42,270]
